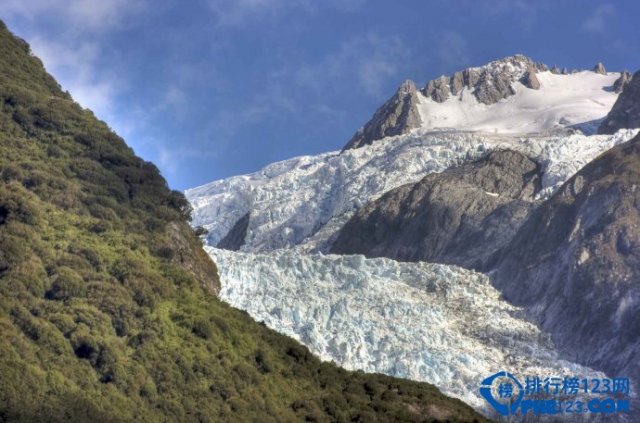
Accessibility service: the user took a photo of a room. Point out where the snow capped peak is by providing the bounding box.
[343,55,624,150]
[421,55,543,105]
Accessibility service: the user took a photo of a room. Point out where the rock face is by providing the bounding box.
[422,55,545,105]
[593,62,607,74]
[343,79,422,150]
[422,75,451,102]
[475,71,517,105]
[520,66,541,89]
[598,70,640,134]
[450,71,464,95]
[492,133,640,385]
[613,70,632,93]
[330,150,542,270]
[216,211,250,250]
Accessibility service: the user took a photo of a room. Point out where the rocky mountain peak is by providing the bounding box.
[422,54,545,105]
[599,69,640,134]
[593,61,607,74]
[520,65,541,89]
[613,70,632,93]
[343,78,422,150]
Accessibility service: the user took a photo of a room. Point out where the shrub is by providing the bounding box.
[46,266,86,301]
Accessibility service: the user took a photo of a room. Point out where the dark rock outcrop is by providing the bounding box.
[475,71,517,105]
[216,211,250,251]
[450,71,464,95]
[343,79,422,150]
[598,70,640,134]
[330,150,542,270]
[593,62,607,74]
[463,67,480,87]
[613,70,632,94]
[422,75,451,102]
[520,66,541,90]
[492,133,640,385]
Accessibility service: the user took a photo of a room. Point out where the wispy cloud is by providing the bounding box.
[437,31,469,71]
[27,37,117,116]
[2,0,146,33]
[582,4,615,34]
[295,33,409,98]
[2,0,150,149]
[206,0,366,26]
[202,31,409,144]
[206,0,313,26]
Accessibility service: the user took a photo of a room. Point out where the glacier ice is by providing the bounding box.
[187,129,638,253]
[209,247,604,409]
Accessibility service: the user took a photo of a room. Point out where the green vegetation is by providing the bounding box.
[0,20,487,422]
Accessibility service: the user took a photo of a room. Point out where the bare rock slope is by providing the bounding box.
[344,79,422,150]
[492,133,640,384]
[330,150,542,270]
[599,70,640,134]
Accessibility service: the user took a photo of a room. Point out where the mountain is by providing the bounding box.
[0,21,487,422]
[344,55,622,150]
[343,79,421,150]
[599,70,640,134]
[329,150,542,270]
[187,129,636,255]
[492,132,640,387]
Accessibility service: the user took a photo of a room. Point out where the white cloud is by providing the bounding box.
[27,37,118,118]
[582,4,615,34]
[1,0,152,154]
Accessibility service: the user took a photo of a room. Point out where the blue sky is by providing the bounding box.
[2,0,639,190]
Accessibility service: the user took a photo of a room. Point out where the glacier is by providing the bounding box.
[187,129,638,253]
[187,126,638,415]
[209,246,605,410]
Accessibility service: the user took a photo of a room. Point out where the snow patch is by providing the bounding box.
[416,71,620,134]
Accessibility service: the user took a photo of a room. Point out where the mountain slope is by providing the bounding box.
[0,21,486,422]
[344,80,422,150]
[598,70,640,134]
[344,55,621,150]
[329,150,541,270]
[187,129,637,255]
[492,132,640,387]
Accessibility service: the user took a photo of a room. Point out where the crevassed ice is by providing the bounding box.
[187,129,638,253]
[209,247,603,409]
